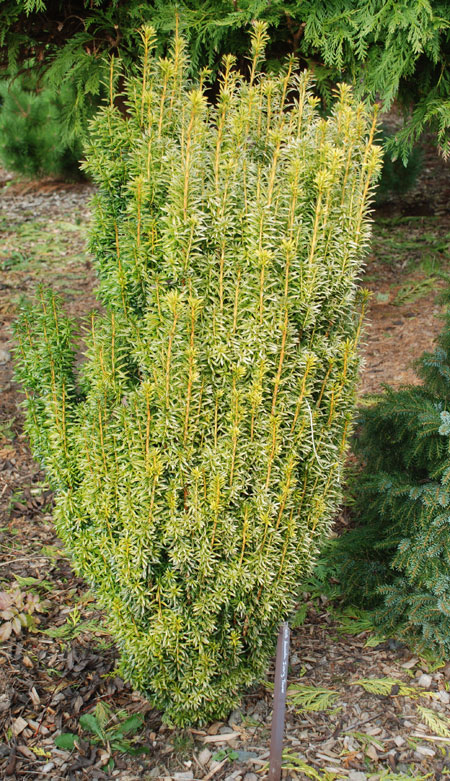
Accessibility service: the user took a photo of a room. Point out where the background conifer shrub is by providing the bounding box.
[14,24,381,725]
[329,291,450,656]
[3,1,450,160]
[0,77,85,179]
[375,126,423,206]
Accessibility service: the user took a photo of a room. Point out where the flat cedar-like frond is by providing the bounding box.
[287,684,339,712]
[352,678,418,697]
[417,706,450,738]
[14,24,380,725]
[281,752,339,780]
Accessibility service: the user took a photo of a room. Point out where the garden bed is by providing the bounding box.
[1,143,450,780]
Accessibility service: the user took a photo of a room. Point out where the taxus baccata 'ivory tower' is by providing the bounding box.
[15,24,381,724]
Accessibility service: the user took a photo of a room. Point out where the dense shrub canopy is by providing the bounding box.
[14,25,381,724]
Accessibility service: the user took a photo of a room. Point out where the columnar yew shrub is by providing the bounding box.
[14,25,381,725]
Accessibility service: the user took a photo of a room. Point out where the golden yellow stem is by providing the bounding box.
[258,261,266,324]
[290,361,313,434]
[155,277,162,321]
[99,345,106,384]
[232,268,241,336]
[109,56,114,108]
[140,37,149,125]
[340,419,349,454]
[327,388,335,426]
[280,58,293,111]
[183,111,195,220]
[275,464,293,531]
[316,360,334,409]
[82,425,95,478]
[296,81,307,138]
[229,429,238,486]
[214,111,225,191]
[61,381,69,456]
[277,510,294,578]
[265,84,273,136]
[340,141,355,205]
[98,402,108,473]
[242,159,248,216]
[354,297,368,346]
[146,139,152,179]
[238,510,249,567]
[148,472,157,524]
[114,222,128,316]
[184,224,195,272]
[110,312,116,381]
[136,179,142,248]
[165,310,179,409]
[307,189,323,267]
[219,243,225,313]
[271,311,288,415]
[145,386,151,464]
[229,379,238,486]
[271,248,291,415]
[210,483,221,548]
[214,395,219,448]
[195,380,205,429]
[157,72,169,139]
[183,304,196,445]
[267,139,282,208]
[265,419,278,490]
[49,360,59,428]
[156,585,162,619]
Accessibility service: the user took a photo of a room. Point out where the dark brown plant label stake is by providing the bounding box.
[269,622,290,781]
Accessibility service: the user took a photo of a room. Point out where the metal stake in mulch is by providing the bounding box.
[269,622,290,781]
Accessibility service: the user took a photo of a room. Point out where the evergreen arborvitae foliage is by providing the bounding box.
[14,25,381,725]
[375,127,423,206]
[0,78,84,179]
[330,300,450,656]
[2,1,450,158]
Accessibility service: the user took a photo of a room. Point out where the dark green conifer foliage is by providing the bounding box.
[331,297,450,655]
[14,25,381,724]
[375,127,423,205]
[0,78,84,179]
[2,1,450,158]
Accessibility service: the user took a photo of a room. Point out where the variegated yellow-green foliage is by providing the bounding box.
[14,24,381,725]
